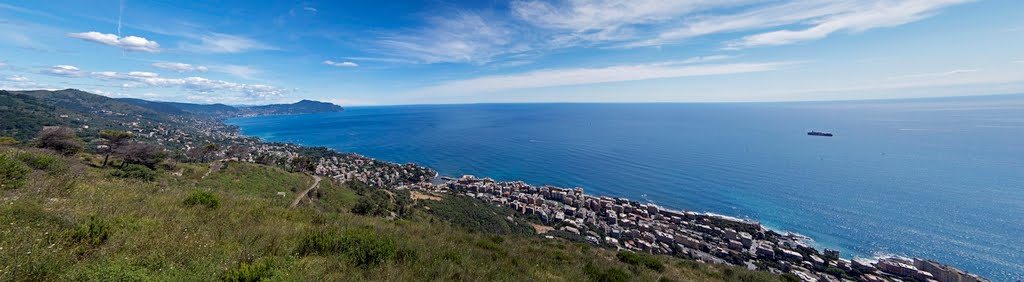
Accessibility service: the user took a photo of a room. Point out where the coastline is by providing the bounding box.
[226,117,991,282]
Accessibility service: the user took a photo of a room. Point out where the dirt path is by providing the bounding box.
[531,223,554,234]
[201,160,223,179]
[411,191,442,201]
[290,175,322,208]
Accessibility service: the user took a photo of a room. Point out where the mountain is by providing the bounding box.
[1,89,344,142]
[118,97,344,119]
[241,99,344,117]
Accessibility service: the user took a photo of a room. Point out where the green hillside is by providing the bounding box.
[0,146,790,282]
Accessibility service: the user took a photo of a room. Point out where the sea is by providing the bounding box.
[228,94,1024,281]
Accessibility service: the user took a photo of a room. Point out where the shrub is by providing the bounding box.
[222,258,278,282]
[0,136,19,146]
[298,228,403,267]
[70,217,111,247]
[110,164,157,181]
[0,153,30,190]
[617,251,665,272]
[34,126,83,155]
[184,191,221,209]
[17,151,63,171]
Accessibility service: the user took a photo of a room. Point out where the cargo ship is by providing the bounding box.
[807,131,834,137]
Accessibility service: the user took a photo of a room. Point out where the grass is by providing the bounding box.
[617,251,666,272]
[0,147,792,281]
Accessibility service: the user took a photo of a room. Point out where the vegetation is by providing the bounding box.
[617,251,666,272]
[34,126,83,155]
[98,130,134,167]
[0,152,30,190]
[184,190,221,209]
[110,164,158,181]
[425,195,535,235]
[0,136,19,146]
[0,146,792,281]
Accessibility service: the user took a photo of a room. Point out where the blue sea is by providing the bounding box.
[229,95,1024,281]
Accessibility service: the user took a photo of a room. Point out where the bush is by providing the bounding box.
[583,263,630,282]
[617,251,665,272]
[34,126,83,155]
[222,258,277,282]
[17,151,63,171]
[298,228,406,267]
[70,217,111,247]
[0,153,30,190]
[110,164,157,181]
[184,191,221,209]
[0,136,19,146]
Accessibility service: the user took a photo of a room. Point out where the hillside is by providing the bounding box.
[0,146,788,281]
[117,97,344,119]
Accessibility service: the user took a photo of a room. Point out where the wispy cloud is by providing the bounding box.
[209,65,263,80]
[323,60,359,67]
[416,60,792,95]
[5,75,30,82]
[179,33,277,54]
[373,12,523,64]
[68,31,161,52]
[152,62,209,73]
[43,65,86,77]
[889,69,980,80]
[727,0,971,49]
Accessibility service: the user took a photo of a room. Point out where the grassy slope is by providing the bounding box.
[0,147,788,282]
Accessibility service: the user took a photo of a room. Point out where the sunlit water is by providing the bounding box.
[229,95,1024,281]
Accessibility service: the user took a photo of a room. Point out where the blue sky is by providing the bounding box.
[1,0,1022,105]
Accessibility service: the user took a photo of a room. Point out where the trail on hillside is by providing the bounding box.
[290,175,322,208]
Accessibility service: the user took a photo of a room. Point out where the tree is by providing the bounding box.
[99,130,134,167]
[34,126,83,155]
[289,156,315,173]
[117,142,166,169]
[202,143,220,162]
[225,145,249,160]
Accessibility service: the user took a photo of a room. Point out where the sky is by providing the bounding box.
[1,0,1022,106]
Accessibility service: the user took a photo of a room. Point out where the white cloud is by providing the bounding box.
[516,0,749,32]
[417,60,791,95]
[152,62,209,73]
[5,75,29,82]
[374,12,522,64]
[44,65,287,101]
[889,69,980,80]
[726,0,971,49]
[68,31,161,52]
[179,33,277,54]
[43,65,85,77]
[102,71,287,100]
[323,60,359,67]
[303,7,318,12]
[210,65,262,80]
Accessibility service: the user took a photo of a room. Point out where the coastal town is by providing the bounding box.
[395,175,990,282]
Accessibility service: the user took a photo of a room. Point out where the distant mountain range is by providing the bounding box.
[0,88,344,140]
[117,97,344,119]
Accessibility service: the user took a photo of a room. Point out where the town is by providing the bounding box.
[396,175,989,282]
